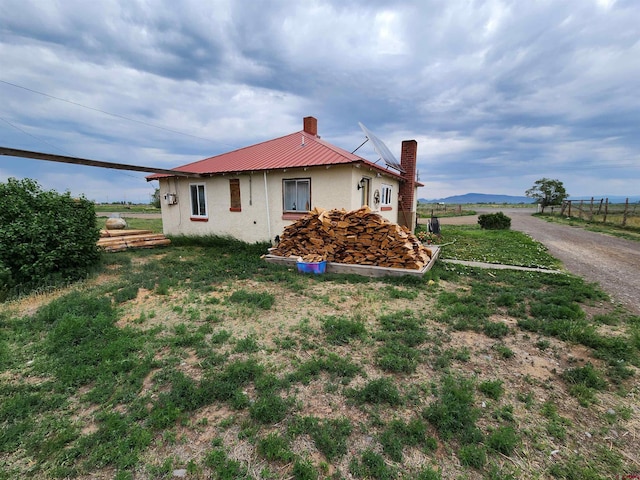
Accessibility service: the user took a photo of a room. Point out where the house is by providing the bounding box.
[147,117,421,244]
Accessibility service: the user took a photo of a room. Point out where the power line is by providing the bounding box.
[0,116,149,181]
[0,146,201,177]
[0,78,239,149]
[0,115,74,156]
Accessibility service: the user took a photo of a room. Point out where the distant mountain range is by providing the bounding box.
[419,193,640,204]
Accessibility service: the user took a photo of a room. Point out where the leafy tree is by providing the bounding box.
[151,187,161,209]
[525,178,568,213]
[0,178,100,299]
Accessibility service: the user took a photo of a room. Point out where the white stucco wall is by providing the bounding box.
[156,165,401,243]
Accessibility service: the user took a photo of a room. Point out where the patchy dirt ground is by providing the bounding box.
[4,221,640,479]
[432,209,640,316]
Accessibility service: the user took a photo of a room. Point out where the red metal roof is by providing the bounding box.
[146,130,404,181]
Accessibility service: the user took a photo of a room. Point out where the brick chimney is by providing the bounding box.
[398,140,418,231]
[303,116,318,136]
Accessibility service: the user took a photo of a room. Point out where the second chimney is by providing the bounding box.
[398,139,418,231]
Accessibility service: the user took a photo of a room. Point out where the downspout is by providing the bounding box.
[263,171,272,242]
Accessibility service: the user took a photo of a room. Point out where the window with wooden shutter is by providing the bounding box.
[229,179,241,212]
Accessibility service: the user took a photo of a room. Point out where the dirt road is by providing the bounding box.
[438,209,640,315]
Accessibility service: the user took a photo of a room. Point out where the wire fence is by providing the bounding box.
[558,198,640,228]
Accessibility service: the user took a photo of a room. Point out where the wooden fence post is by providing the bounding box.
[579,200,584,219]
[603,198,608,223]
[568,200,572,217]
[622,198,629,227]
[589,197,594,221]
[597,198,603,215]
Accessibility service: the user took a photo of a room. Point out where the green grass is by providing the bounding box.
[379,418,431,462]
[438,225,562,269]
[94,204,160,214]
[346,377,402,406]
[478,379,505,400]
[2,231,638,479]
[97,215,163,233]
[457,444,487,469]
[289,416,353,461]
[228,289,275,310]
[423,373,481,443]
[487,426,519,455]
[257,432,294,462]
[536,211,640,241]
[350,449,396,480]
[417,203,478,218]
[321,314,367,344]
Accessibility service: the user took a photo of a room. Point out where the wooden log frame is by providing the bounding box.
[269,206,434,270]
[97,229,171,252]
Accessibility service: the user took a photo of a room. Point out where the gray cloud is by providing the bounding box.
[1,0,638,201]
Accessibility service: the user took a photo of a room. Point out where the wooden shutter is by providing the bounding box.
[229,179,241,211]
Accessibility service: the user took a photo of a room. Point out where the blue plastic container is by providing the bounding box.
[296,260,327,274]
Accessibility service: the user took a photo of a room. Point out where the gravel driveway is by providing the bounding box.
[438,208,640,315]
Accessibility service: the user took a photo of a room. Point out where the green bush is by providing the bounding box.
[477,212,511,230]
[0,178,100,298]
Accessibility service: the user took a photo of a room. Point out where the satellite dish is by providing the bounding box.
[358,122,405,173]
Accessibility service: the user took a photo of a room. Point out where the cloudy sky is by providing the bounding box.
[1,0,638,203]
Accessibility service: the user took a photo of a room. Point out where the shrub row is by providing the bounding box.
[0,178,100,299]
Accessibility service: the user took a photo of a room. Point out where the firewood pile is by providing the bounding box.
[98,229,171,252]
[270,207,433,270]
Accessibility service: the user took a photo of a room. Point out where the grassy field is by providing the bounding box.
[97,216,164,234]
[535,213,640,242]
[430,225,563,270]
[94,204,161,214]
[417,203,536,219]
[1,230,639,479]
[417,204,477,218]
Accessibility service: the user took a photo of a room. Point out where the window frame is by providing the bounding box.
[282,178,311,213]
[380,183,393,211]
[189,183,208,220]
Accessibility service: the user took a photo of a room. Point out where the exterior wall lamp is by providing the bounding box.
[357,178,366,190]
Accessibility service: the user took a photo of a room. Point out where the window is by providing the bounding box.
[283,178,310,212]
[190,184,207,218]
[229,179,241,211]
[360,177,371,207]
[381,184,393,211]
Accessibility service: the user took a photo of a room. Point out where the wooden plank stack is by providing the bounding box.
[98,229,171,252]
[270,207,433,270]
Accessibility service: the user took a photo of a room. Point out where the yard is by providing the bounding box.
[1,227,639,479]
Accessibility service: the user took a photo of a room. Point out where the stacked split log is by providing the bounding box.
[270,207,432,270]
[98,229,171,252]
